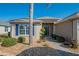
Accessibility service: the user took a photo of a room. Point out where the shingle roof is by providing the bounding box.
[54,12,79,24]
[10,18,42,23]
[0,21,10,26]
[36,17,61,23]
[10,17,61,24]
[36,16,61,20]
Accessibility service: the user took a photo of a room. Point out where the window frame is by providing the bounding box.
[19,24,26,36]
[5,26,8,32]
[18,24,30,36]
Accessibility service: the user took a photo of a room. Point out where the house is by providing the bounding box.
[9,17,60,40]
[0,21,10,35]
[53,12,79,45]
[10,12,79,45]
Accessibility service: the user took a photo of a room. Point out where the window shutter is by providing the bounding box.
[33,24,34,35]
[16,24,18,36]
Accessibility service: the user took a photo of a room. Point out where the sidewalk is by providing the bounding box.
[46,37,79,55]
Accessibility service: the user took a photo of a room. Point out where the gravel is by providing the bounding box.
[17,47,79,56]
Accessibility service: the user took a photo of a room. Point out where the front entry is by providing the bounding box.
[43,23,53,36]
[44,25,49,36]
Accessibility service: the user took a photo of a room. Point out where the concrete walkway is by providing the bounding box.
[17,37,79,56]
[46,37,79,55]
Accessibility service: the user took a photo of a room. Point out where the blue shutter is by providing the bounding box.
[16,24,18,36]
[33,24,34,35]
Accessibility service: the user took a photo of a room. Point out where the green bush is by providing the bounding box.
[0,34,9,38]
[51,34,58,40]
[51,34,65,42]
[40,28,46,39]
[2,38,16,47]
[18,36,25,43]
[0,38,3,43]
[56,36,65,42]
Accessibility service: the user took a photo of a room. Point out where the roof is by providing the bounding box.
[10,18,42,24]
[36,17,61,19]
[0,21,10,26]
[10,17,61,24]
[36,17,61,23]
[54,12,79,24]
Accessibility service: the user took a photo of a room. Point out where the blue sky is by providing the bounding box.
[0,3,79,21]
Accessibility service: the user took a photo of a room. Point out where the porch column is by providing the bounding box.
[53,24,56,34]
[73,20,77,44]
[49,23,53,36]
[76,20,79,45]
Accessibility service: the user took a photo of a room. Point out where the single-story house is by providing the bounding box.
[0,21,10,35]
[9,12,79,45]
[54,12,79,45]
[9,17,60,40]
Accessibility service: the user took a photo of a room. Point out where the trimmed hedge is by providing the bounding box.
[51,34,65,42]
[2,38,16,47]
[18,36,25,43]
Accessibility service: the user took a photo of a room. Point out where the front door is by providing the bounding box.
[44,25,49,36]
[43,23,53,36]
[43,24,49,36]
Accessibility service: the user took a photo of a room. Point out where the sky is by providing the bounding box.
[0,3,79,21]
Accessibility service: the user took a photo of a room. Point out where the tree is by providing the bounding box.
[29,3,33,45]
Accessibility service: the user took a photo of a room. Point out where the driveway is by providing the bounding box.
[17,47,79,56]
[17,37,79,56]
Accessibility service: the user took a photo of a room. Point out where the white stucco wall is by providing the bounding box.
[54,20,73,42]
[0,26,10,35]
[0,26,6,34]
[33,24,42,40]
[76,20,79,44]
[11,23,42,40]
[11,24,16,38]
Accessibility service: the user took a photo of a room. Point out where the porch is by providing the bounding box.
[42,23,54,36]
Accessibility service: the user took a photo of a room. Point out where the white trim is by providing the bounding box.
[18,24,29,36]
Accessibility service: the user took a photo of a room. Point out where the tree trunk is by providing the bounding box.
[29,3,33,45]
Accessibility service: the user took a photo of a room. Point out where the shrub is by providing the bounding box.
[40,28,46,39]
[51,34,58,40]
[0,38,3,43]
[0,34,9,38]
[56,36,65,42]
[18,36,25,43]
[8,32,11,37]
[71,40,78,48]
[2,38,16,47]
[51,34,65,42]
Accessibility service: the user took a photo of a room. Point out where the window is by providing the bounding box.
[19,24,34,35]
[26,24,29,34]
[19,25,25,35]
[5,26,8,32]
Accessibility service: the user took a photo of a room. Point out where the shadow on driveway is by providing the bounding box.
[17,47,79,56]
